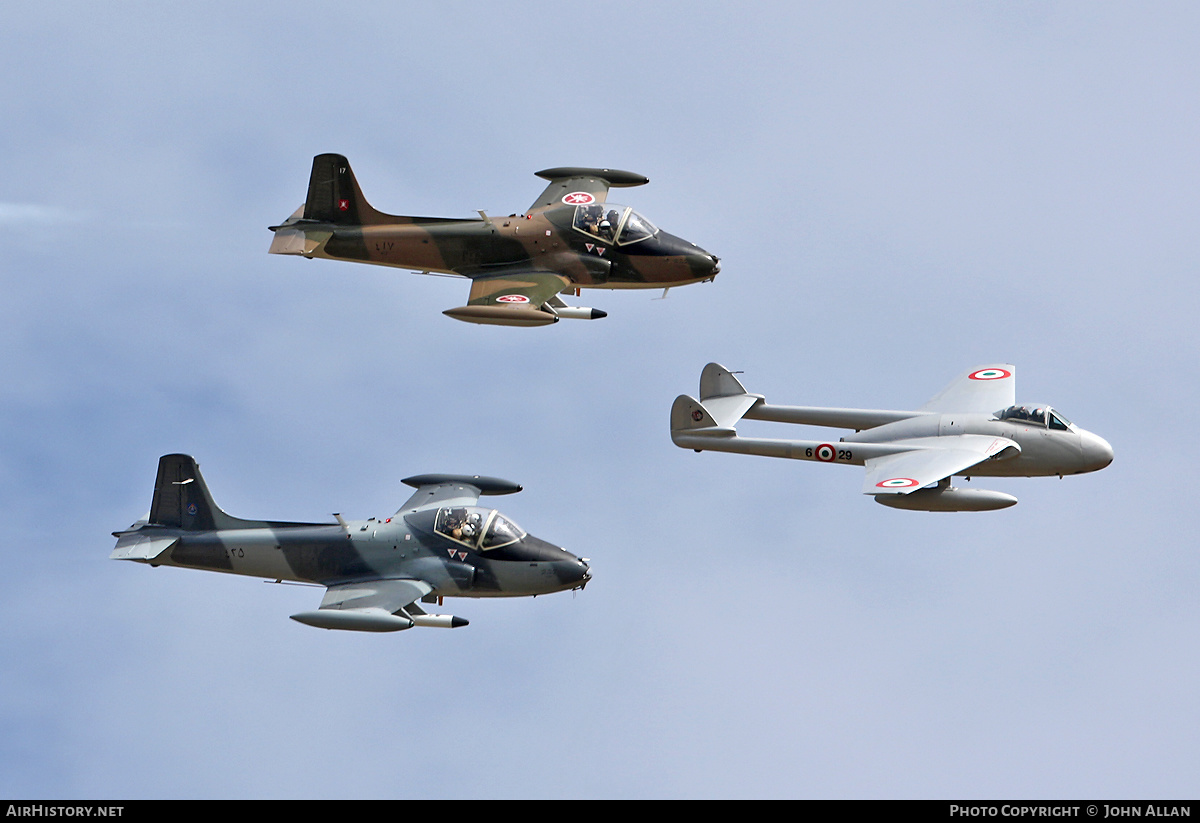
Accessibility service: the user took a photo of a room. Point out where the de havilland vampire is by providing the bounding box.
[671,364,1113,511]
[111,455,591,632]
[268,154,720,326]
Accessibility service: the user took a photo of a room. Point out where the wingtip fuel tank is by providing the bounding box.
[873,486,1018,512]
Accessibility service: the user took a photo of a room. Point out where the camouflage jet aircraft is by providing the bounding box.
[269,154,720,326]
[111,454,591,632]
[671,363,1113,511]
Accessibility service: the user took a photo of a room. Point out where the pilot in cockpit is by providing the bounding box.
[459,511,482,542]
[440,508,480,544]
[578,204,603,235]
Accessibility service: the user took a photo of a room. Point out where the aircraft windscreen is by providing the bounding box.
[617,210,657,244]
[481,513,525,550]
[572,204,658,246]
[997,404,1071,428]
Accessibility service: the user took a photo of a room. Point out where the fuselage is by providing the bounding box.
[305,203,719,289]
[120,511,590,599]
[843,409,1113,477]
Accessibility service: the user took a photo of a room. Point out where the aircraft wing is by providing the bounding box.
[290,577,446,632]
[395,473,523,516]
[439,270,571,326]
[920,364,1016,413]
[863,435,1020,495]
[318,578,432,613]
[527,167,649,212]
[466,270,569,310]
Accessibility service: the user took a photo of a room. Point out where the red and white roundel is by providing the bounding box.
[969,368,1012,381]
[815,443,836,462]
[876,477,920,489]
[562,192,595,205]
[496,294,530,304]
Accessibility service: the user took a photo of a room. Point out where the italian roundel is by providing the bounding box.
[969,368,1011,381]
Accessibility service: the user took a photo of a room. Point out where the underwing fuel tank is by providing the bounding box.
[443,305,558,327]
[290,608,416,632]
[874,486,1018,512]
[290,608,471,632]
[442,304,607,326]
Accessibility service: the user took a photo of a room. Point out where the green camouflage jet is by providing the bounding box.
[111,455,591,633]
[269,154,720,326]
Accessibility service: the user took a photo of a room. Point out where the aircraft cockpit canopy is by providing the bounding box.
[571,203,658,246]
[996,404,1073,431]
[434,506,526,551]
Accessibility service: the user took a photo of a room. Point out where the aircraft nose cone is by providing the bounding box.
[574,557,592,588]
[685,248,719,278]
[1081,431,1114,471]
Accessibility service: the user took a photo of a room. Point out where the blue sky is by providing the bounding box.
[2,2,1198,798]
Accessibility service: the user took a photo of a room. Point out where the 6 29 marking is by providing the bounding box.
[805,446,852,461]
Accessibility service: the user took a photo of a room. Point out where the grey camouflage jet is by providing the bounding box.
[111,455,591,632]
[269,154,720,326]
[671,363,1113,511]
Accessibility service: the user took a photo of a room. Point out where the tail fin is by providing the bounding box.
[148,454,241,531]
[699,362,750,401]
[671,395,722,432]
[302,153,386,225]
[693,363,761,428]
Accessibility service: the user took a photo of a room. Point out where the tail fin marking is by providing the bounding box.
[302,153,385,225]
[148,454,243,532]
